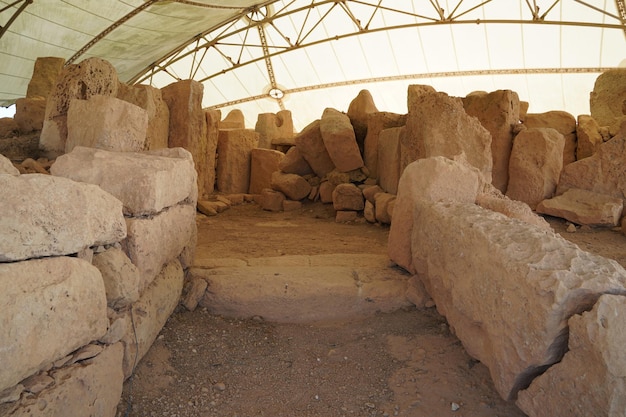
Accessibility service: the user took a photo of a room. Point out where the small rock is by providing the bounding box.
[566,223,577,233]
[451,402,460,411]
[213,382,226,391]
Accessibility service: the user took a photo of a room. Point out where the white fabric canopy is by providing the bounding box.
[1,0,624,130]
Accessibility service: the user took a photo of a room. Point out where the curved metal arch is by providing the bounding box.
[130,0,625,87]
[0,0,32,40]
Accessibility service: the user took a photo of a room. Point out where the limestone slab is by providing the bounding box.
[0,174,126,261]
[320,108,363,172]
[347,89,379,152]
[255,110,294,149]
[523,110,577,165]
[294,120,335,178]
[363,111,405,179]
[536,188,624,227]
[216,128,258,194]
[93,247,141,309]
[249,148,284,194]
[0,153,19,175]
[377,127,403,194]
[332,183,364,211]
[271,171,311,201]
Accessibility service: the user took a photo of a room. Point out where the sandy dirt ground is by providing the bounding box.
[116,200,626,417]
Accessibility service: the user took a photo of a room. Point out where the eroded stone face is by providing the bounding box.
[320,108,364,173]
[294,119,336,178]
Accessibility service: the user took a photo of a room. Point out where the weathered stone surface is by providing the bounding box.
[319,181,335,204]
[0,118,18,138]
[403,90,492,182]
[374,192,395,225]
[117,83,169,150]
[182,276,208,311]
[388,155,482,274]
[576,115,603,160]
[411,200,626,400]
[121,260,184,378]
[93,247,141,309]
[216,128,258,194]
[335,210,358,223]
[122,204,196,291]
[256,188,285,212]
[377,127,403,194]
[66,95,146,152]
[0,174,125,261]
[462,90,520,192]
[362,184,384,204]
[249,148,284,194]
[195,254,410,322]
[271,171,311,201]
[320,108,363,172]
[51,146,196,216]
[14,97,46,134]
[557,126,626,201]
[363,112,406,178]
[326,168,366,186]
[347,90,379,152]
[6,342,124,417]
[506,128,564,210]
[332,183,364,211]
[590,68,626,129]
[0,153,19,175]
[205,109,220,195]
[364,200,376,223]
[40,57,119,157]
[0,257,108,392]
[476,186,550,230]
[25,57,65,99]
[406,84,436,113]
[255,110,294,149]
[161,79,209,199]
[294,120,336,178]
[278,146,313,176]
[220,109,245,129]
[537,188,624,227]
[517,294,626,417]
[524,111,576,165]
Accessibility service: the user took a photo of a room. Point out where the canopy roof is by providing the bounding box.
[1,0,625,130]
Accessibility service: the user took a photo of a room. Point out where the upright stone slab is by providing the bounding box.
[14,97,46,133]
[524,111,577,166]
[26,57,66,99]
[0,257,108,392]
[411,201,626,400]
[347,89,379,152]
[249,148,285,194]
[462,90,521,192]
[51,146,197,216]
[388,156,482,274]
[320,108,363,172]
[40,57,119,157]
[557,125,626,201]
[403,89,493,183]
[590,68,626,129]
[65,95,148,153]
[255,110,294,149]
[506,127,564,210]
[0,174,126,262]
[363,112,406,179]
[516,294,626,417]
[377,127,403,195]
[220,109,245,129]
[216,128,258,194]
[294,119,335,178]
[122,204,196,291]
[93,247,142,309]
[161,79,209,199]
[117,83,170,150]
[576,115,604,160]
[205,109,221,195]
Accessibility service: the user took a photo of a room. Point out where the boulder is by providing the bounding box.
[0,118,19,138]
[92,247,141,309]
[523,111,577,165]
[462,90,521,192]
[116,83,169,151]
[576,115,604,160]
[0,174,126,262]
[294,120,335,177]
[40,57,119,157]
[25,56,66,99]
[411,200,626,400]
[320,108,364,172]
[363,112,406,178]
[590,68,626,130]
[374,192,395,225]
[364,200,376,223]
[318,181,335,204]
[122,204,196,291]
[249,148,285,194]
[557,126,626,201]
[402,90,492,182]
[0,257,108,392]
[65,95,148,153]
[256,188,286,212]
[346,90,379,152]
[278,146,313,176]
[0,153,19,175]
[377,126,403,194]
[120,260,184,378]
[14,97,46,133]
[270,171,311,201]
[516,294,626,417]
[332,183,364,211]
[161,79,209,199]
[216,128,258,194]
[506,128,564,210]
[388,155,482,274]
[255,110,294,149]
[536,188,624,227]
[51,146,197,216]
[362,184,384,204]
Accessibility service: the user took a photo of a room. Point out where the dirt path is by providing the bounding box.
[117,201,626,417]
